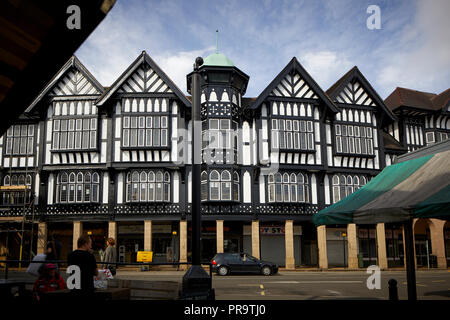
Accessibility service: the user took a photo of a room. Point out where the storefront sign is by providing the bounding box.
[260,227,285,235]
[152,225,171,234]
[136,251,153,262]
[119,225,144,234]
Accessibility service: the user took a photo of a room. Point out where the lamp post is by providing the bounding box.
[181,57,214,300]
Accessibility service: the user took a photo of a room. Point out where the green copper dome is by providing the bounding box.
[203,52,235,67]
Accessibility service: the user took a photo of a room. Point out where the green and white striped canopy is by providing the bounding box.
[313,150,450,226]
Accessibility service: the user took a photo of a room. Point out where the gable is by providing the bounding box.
[117,62,173,94]
[327,67,396,122]
[270,72,319,99]
[334,81,376,106]
[96,51,190,108]
[50,66,102,96]
[25,56,104,114]
[250,57,339,114]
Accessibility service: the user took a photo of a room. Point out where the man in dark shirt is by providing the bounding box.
[67,235,98,293]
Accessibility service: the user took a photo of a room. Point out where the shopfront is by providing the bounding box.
[385,224,404,267]
[152,222,179,263]
[243,223,302,267]
[83,222,108,262]
[117,222,144,264]
[358,225,377,268]
[326,227,348,268]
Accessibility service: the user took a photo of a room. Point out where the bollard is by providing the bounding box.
[388,279,398,301]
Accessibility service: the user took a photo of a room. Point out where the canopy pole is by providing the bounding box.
[403,218,417,301]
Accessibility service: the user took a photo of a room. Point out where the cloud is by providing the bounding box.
[376,0,450,95]
[154,47,215,93]
[301,51,353,90]
[74,0,449,100]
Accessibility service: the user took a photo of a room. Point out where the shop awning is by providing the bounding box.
[313,150,450,226]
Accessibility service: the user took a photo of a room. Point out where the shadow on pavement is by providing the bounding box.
[424,290,450,298]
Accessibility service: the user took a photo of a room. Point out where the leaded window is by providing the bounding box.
[271,119,314,150]
[332,174,367,203]
[56,171,99,203]
[335,124,373,155]
[5,124,35,155]
[201,169,240,202]
[122,115,168,148]
[268,172,309,203]
[52,118,97,150]
[1,174,33,205]
[202,119,236,150]
[126,170,170,202]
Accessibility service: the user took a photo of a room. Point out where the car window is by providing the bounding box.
[225,253,242,263]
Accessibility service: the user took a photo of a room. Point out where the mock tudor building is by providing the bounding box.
[0,50,448,269]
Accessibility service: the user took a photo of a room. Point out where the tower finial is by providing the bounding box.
[216,29,219,54]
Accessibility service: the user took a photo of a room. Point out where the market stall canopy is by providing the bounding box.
[314,150,450,226]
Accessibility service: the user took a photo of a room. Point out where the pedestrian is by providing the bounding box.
[101,237,117,276]
[32,263,66,302]
[67,235,98,293]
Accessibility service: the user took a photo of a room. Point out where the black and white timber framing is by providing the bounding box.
[2,50,445,225]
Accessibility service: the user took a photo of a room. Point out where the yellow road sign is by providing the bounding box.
[137,251,153,262]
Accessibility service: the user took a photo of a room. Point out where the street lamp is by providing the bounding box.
[181,57,214,300]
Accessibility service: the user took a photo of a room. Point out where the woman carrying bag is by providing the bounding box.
[102,237,117,276]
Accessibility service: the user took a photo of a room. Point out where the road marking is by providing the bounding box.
[432,280,445,283]
[268,281,300,284]
[237,284,262,287]
[292,281,362,284]
[327,290,341,295]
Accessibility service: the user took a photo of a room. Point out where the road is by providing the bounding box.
[2,269,449,300]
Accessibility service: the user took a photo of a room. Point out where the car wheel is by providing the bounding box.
[218,266,229,276]
[261,266,272,276]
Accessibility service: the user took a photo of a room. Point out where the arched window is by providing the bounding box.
[57,171,99,203]
[126,170,170,202]
[233,172,240,201]
[201,171,208,201]
[268,172,309,203]
[2,174,34,205]
[221,170,231,200]
[332,174,367,204]
[209,170,220,200]
[202,170,240,202]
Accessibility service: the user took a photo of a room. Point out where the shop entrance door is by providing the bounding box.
[415,239,431,268]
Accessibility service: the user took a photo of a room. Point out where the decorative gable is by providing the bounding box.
[270,72,319,99]
[334,81,376,106]
[117,63,174,94]
[50,67,101,96]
